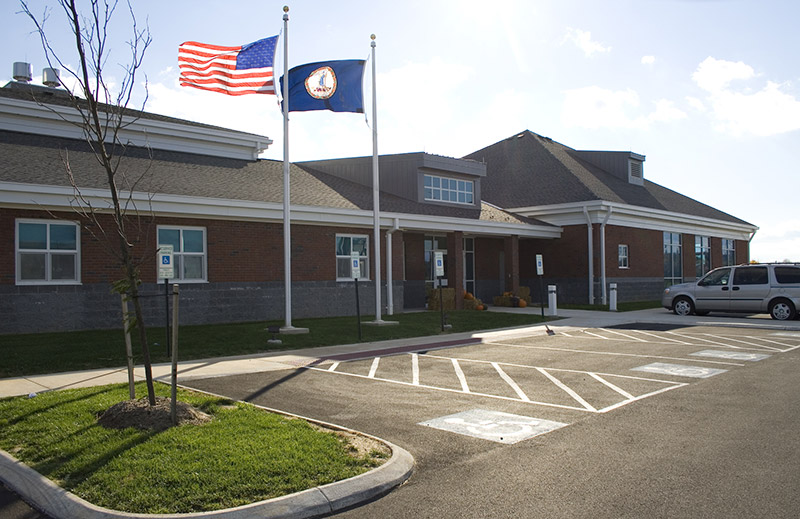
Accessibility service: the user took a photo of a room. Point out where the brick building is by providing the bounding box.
[0,81,757,334]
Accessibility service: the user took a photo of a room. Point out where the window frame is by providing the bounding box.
[663,232,683,287]
[722,239,736,267]
[618,244,629,269]
[335,233,370,282]
[695,236,711,278]
[15,218,81,285]
[423,174,474,206]
[156,225,208,283]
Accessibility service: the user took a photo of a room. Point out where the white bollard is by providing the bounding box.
[547,285,557,316]
[609,283,618,312]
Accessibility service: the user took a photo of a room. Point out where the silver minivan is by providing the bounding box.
[662,264,800,320]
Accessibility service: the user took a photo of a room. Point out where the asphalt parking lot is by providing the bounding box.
[186,323,800,518]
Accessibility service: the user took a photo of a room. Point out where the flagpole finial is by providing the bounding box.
[283,5,289,12]
[371,34,376,47]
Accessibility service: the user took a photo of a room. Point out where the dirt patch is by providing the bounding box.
[97,397,212,431]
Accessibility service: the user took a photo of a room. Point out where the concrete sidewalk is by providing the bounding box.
[3,307,799,399]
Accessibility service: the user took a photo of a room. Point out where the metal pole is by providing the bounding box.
[439,278,444,331]
[355,278,362,341]
[164,277,170,357]
[171,284,180,425]
[371,34,382,323]
[282,5,293,329]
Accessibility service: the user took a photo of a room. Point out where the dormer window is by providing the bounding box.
[424,174,474,205]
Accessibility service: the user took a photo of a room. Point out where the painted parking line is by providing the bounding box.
[309,353,687,414]
[690,350,771,361]
[419,409,569,444]
[484,342,746,367]
[631,362,727,379]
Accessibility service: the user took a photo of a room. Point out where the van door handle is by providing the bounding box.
[732,287,740,291]
[722,287,729,291]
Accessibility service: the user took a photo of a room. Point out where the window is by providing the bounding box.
[722,239,736,266]
[775,266,800,284]
[424,235,448,288]
[663,232,682,287]
[16,219,80,284]
[695,236,711,278]
[423,174,474,205]
[464,237,475,294]
[698,267,731,287]
[732,266,768,285]
[618,244,629,269]
[157,226,207,281]
[336,234,369,280]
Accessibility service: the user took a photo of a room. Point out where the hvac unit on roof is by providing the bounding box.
[13,62,32,82]
[42,68,61,87]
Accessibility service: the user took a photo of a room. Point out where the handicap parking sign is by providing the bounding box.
[157,244,174,279]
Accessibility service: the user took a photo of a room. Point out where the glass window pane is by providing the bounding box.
[466,193,473,204]
[432,191,441,200]
[466,182,473,193]
[359,258,369,278]
[424,187,432,199]
[458,180,466,191]
[50,224,77,250]
[183,230,204,253]
[51,253,76,280]
[336,236,350,256]
[458,192,466,203]
[337,257,351,278]
[158,229,181,252]
[424,175,432,187]
[19,223,47,249]
[352,237,367,255]
[432,177,440,188]
[465,253,474,279]
[436,237,448,249]
[183,255,204,280]
[19,253,46,280]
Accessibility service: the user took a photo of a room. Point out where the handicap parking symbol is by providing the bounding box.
[419,409,568,444]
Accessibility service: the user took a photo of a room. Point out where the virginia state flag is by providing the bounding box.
[280,59,366,113]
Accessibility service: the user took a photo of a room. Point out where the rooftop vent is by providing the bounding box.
[13,62,32,82]
[42,68,60,87]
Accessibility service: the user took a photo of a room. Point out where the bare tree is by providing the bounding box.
[21,0,158,405]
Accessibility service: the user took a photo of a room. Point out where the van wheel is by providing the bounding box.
[673,297,694,316]
[769,299,796,321]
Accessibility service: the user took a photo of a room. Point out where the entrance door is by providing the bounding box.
[463,237,475,295]
[425,236,448,289]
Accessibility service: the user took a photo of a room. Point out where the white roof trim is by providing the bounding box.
[0,182,562,239]
[0,95,272,160]
[510,200,758,241]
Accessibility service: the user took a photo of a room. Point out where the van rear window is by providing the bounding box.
[775,266,800,284]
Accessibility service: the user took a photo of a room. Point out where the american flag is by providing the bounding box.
[178,36,278,96]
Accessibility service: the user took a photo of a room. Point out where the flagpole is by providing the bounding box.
[281,5,294,331]
[370,34,384,324]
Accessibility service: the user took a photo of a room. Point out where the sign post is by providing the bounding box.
[434,252,445,331]
[536,254,555,335]
[351,252,362,341]
[158,245,175,356]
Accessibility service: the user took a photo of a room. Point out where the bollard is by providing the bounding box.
[609,283,618,312]
[547,285,558,316]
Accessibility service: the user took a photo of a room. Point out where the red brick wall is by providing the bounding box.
[2,208,403,285]
[476,237,502,280]
[604,226,664,278]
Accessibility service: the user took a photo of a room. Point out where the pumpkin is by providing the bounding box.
[476,304,484,311]
[465,292,475,300]
[518,299,528,308]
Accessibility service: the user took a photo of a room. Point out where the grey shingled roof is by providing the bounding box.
[464,130,754,226]
[0,130,548,227]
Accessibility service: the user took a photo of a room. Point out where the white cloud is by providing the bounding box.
[691,56,800,136]
[561,86,685,129]
[641,55,655,65]
[693,57,754,93]
[563,28,611,57]
[686,96,706,112]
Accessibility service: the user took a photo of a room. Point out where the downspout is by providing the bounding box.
[386,218,401,315]
[600,207,613,305]
[583,206,594,305]
[748,230,757,262]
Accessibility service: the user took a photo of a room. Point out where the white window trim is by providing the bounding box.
[156,225,208,283]
[618,244,629,269]
[336,233,370,282]
[722,238,736,267]
[423,174,475,206]
[15,218,81,286]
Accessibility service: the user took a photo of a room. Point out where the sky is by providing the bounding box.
[1,0,798,262]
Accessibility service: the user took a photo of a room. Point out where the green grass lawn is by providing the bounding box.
[0,382,388,514]
[0,310,548,378]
